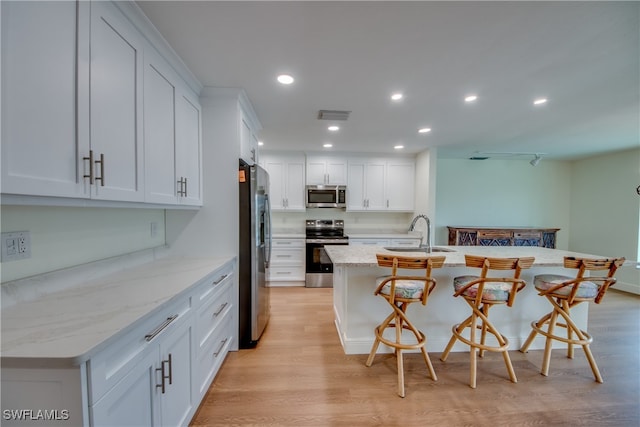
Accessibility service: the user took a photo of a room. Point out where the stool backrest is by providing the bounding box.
[563,256,625,303]
[376,254,446,276]
[462,255,535,306]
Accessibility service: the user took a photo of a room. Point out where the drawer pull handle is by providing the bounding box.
[83,150,94,184]
[94,153,105,186]
[277,255,292,258]
[276,272,291,275]
[145,315,178,342]
[213,302,228,317]
[213,338,228,357]
[212,274,229,286]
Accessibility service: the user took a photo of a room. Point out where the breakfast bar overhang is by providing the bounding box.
[324,245,607,355]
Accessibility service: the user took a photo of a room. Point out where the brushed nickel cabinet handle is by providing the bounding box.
[184,177,188,197]
[213,302,228,317]
[212,274,228,286]
[167,353,173,386]
[145,315,178,342]
[213,338,228,357]
[156,362,166,393]
[94,153,105,186]
[83,150,94,184]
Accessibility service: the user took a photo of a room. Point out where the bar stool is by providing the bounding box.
[440,255,534,389]
[520,256,625,383]
[365,254,446,397]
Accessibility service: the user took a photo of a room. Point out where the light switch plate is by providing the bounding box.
[1,231,31,262]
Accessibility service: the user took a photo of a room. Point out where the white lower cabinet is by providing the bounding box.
[90,299,195,426]
[349,238,390,246]
[1,259,236,427]
[266,238,306,285]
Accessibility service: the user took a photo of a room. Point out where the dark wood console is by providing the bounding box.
[447,226,560,249]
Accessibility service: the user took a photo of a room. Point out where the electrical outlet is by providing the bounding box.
[1,231,31,262]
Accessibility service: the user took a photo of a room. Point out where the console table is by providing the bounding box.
[447,226,560,248]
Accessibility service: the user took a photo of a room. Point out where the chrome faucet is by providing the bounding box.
[409,214,431,253]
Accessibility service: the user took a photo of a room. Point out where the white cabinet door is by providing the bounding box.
[159,318,194,427]
[306,156,347,185]
[240,113,257,165]
[176,89,203,206]
[386,160,415,211]
[1,1,87,198]
[89,1,144,202]
[144,51,177,205]
[347,159,385,210]
[284,161,306,210]
[91,348,160,426]
[365,161,386,210]
[262,155,305,211]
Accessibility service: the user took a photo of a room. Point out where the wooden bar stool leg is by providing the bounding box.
[396,310,405,397]
[520,312,552,353]
[469,310,478,389]
[563,300,574,359]
[541,308,559,377]
[440,315,472,362]
[479,305,489,358]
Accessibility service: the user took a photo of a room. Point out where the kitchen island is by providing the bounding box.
[324,245,606,355]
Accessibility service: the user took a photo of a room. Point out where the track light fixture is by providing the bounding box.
[530,154,542,167]
[471,151,546,166]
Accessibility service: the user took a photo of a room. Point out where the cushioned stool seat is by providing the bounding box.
[533,274,598,299]
[377,276,426,300]
[453,275,513,302]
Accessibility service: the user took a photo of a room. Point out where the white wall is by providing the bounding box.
[271,210,413,234]
[569,148,640,293]
[435,158,572,248]
[0,206,166,282]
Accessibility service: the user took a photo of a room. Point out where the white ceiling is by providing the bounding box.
[137,1,639,160]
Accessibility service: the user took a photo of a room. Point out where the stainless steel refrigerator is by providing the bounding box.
[238,159,271,348]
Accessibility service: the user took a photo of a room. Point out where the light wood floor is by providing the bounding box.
[191,287,640,426]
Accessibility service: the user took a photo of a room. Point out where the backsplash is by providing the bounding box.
[271,210,414,234]
[0,206,166,282]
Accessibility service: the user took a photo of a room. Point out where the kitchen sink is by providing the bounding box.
[383,246,456,253]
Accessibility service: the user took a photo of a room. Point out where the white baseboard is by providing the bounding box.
[614,281,640,295]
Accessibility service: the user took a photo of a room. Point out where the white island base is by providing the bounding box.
[327,245,595,355]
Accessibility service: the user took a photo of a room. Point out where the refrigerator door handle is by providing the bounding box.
[264,194,272,269]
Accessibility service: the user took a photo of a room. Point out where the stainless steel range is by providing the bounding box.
[305,219,349,288]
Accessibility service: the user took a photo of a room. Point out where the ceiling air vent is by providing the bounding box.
[318,110,351,121]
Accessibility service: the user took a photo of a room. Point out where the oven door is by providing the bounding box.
[305,239,348,288]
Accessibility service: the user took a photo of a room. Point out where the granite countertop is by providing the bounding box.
[1,256,234,365]
[324,245,610,267]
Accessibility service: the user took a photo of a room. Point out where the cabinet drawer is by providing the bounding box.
[88,296,191,405]
[196,311,233,396]
[193,261,234,307]
[267,265,305,281]
[270,248,305,265]
[272,238,305,248]
[196,279,234,349]
[349,239,390,246]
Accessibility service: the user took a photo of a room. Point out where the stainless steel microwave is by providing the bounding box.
[306,185,347,208]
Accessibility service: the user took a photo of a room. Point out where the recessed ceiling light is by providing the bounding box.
[391,93,403,101]
[323,143,333,148]
[394,145,404,150]
[258,141,264,146]
[533,98,548,105]
[277,74,294,85]
[418,127,432,134]
[328,125,340,131]
[465,95,478,103]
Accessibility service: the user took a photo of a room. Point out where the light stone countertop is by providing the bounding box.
[324,245,612,267]
[1,256,234,365]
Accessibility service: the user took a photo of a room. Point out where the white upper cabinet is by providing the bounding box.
[2,1,203,207]
[175,89,203,206]
[347,157,415,212]
[261,154,306,211]
[88,1,145,202]
[239,103,261,165]
[143,50,178,205]
[306,156,347,185]
[386,159,415,211]
[1,0,87,198]
[347,158,386,211]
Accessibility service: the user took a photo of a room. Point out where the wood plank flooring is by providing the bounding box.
[191,288,640,426]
